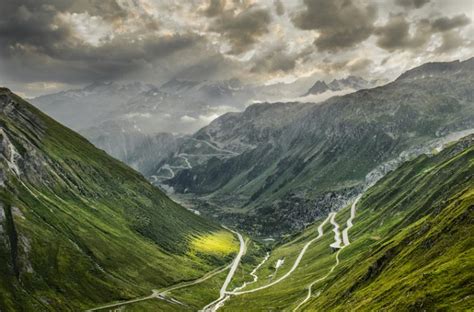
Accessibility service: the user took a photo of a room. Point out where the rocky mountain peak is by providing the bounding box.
[305,75,370,95]
[306,80,330,95]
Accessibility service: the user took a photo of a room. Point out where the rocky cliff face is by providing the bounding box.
[157,58,474,236]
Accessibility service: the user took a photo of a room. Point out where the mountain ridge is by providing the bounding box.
[155,58,474,237]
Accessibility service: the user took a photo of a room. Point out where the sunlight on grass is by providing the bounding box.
[191,230,239,256]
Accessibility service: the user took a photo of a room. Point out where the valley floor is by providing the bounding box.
[86,195,362,312]
[101,137,474,311]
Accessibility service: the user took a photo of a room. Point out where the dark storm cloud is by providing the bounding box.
[436,31,464,53]
[0,0,201,84]
[291,0,377,51]
[207,5,272,54]
[0,2,72,57]
[431,14,471,32]
[1,33,201,84]
[374,15,429,51]
[375,13,471,52]
[203,0,226,17]
[394,0,430,9]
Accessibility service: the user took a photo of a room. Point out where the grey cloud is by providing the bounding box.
[251,51,296,74]
[0,1,202,84]
[292,0,377,51]
[394,0,430,9]
[317,57,372,76]
[436,31,464,53]
[318,59,350,74]
[1,33,201,84]
[171,53,241,82]
[348,58,373,72]
[207,6,272,54]
[375,13,471,52]
[375,15,416,51]
[274,0,285,16]
[249,44,314,75]
[431,14,471,32]
[203,0,226,17]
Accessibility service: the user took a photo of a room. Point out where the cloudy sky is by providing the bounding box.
[0,0,473,97]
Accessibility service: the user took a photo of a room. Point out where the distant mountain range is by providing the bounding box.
[304,75,374,95]
[153,58,474,237]
[31,75,374,174]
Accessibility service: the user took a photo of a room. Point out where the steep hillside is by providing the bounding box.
[160,58,474,237]
[0,88,238,311]
[217,134,473,311]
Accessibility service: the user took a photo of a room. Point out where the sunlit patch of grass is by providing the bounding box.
[190,230,239,256]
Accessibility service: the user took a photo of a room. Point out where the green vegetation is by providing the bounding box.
[169,268,228,309]
[1,75,473,311]
[0,89,238,311]
[218,135,473,310]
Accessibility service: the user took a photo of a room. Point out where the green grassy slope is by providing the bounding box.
[0,88,238,311]
[221,135,473,311]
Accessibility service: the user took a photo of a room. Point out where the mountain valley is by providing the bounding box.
[0,57,473,312]
[2,0,474,310]
[152,58,474,237]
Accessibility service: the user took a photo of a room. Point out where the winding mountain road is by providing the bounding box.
[206,213,335,311]
[329,213,343,249]
[155,165,175,179]
[293,248,344,311]
[232,252,270,292]
[227,213,333,296]
[294,195,363,311]
[86,265,232,312]
[154,154,193,181]
[86,226,240,312]
[201,228,246,312]
[91,195,362,311]
[191,138,239,156]
[178,154,192,168]
[342,195,362,246]
[85,291,182,312]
